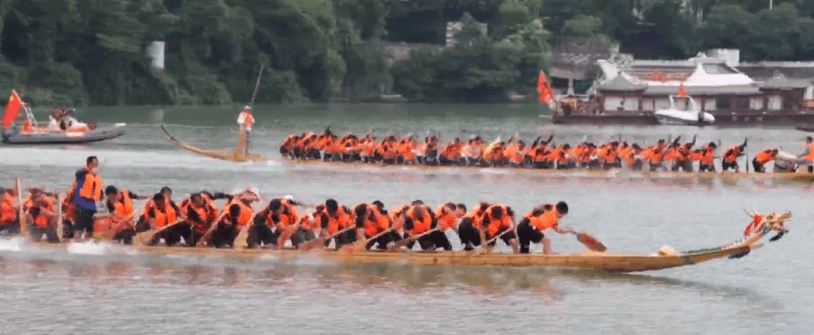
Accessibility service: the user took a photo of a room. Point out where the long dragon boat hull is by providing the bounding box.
[281,159,814,182]
[4,233,764,274]
[161,124,268,163]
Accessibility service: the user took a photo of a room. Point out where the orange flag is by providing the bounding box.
[677,83,686,98]
[537,71,555,107]
[3,90,22,129]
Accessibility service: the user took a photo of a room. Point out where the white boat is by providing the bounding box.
[654,93,715,126]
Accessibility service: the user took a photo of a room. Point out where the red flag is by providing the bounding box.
[537,71,555,107]
[677,83,686,98]
[3,90,22,129]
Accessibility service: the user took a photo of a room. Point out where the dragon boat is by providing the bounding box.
[160,125,814,182]
[5,212,790,274]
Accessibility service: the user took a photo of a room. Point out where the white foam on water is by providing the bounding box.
[66,241,112,255]
[0,147,282,172]
[0,237,26,252]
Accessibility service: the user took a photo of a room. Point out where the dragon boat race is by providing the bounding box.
[1,104,813,334]
[8,0,814,332]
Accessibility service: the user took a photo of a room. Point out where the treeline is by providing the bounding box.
[1,0,813,106]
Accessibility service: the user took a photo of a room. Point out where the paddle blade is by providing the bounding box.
[577,232,606,252]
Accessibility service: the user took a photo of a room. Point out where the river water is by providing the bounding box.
[2,104,814,334]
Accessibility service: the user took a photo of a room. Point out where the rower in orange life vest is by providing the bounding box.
[145,193,182,246]
[104,186,145,245]
[432,202,465,251]
[752,148,778,173]
[722,139,747,172]
[237,105,254,155]
[315,199,355,248]
[199,202,243,248]
[26,191,60,243]
[247,197,301,249]
[73,156,102,241]
[399,200,438,251]
[516,202,570,254]
[698,142,717,172]
[480,204,520,254]
[353,200,395,250]
[152,192,216,247]
[135,186,180,233]
[0,188,19,235]
[799,136,814,173]
[457,202,491,251]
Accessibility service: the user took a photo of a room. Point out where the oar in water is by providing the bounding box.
[386,228,439,252]
[343,227,394,253]
[474,228,515,254]
[16,177,26,237]
[232,212,261,249]
[561,228,607,252]
[299,225,356,251]
[136,219,185,246]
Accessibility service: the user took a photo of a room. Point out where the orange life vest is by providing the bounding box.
[364,205,390,238]
[530,209,560,232]
[484,205,511,238]
[267,202,298,227]
[755,150,774,165]
[406,205,432,235]
[79,172,103,201]
[112,190,134,219]
[806,143,814,162]
[321,206,352,235]
[33,196,56,228]
[435,205,458,232]
[0,194,15,225]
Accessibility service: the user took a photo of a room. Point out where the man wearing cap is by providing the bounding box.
[799,137,814,173]
[237,106,254,155]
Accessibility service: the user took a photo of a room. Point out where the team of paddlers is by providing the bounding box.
[0,157,575,254]
[280,130,814,173]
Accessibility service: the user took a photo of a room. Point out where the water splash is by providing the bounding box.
[66,241,112,255]
[0,237,26,251]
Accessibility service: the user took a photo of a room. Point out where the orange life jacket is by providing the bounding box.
[723,146,741,164]
[321,206,352,235]
[0,194,15,225]
[530,209,559,232]
[806,143,814,162]
[484,205,511,238]
[701,147,715,165]
[267,201,298,227]
[79,172,103,201]
[33,196,56,228]
[435,205,458,232]
[755,150,774,164]
[364,205,390,238]
[112,190,134,219]
[406,205,432,235]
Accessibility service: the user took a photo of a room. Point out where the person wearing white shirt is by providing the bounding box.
[237,106,254,155]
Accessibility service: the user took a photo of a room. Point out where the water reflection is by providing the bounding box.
[0,254,772,306]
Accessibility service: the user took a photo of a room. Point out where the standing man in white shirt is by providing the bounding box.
[237,106,254,155]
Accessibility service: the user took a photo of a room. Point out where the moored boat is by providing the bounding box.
[654,86,715,126]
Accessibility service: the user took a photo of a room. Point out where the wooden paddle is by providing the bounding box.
[387,228,439,251]
[232,212,260,249]
[474,227,515,253]
[16,177,25,237]
[56,194,63,242]
[299,224,356,251]
[345,227,394,252]
[561,228,607,252]
[136,219,184,246]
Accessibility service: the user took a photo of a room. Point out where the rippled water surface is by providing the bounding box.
[2,104,814,334]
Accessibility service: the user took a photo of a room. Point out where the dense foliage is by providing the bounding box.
[0,0,812,106]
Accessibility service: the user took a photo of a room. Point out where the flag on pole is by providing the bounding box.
[3,90,22,129]
[537,71,555,109]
